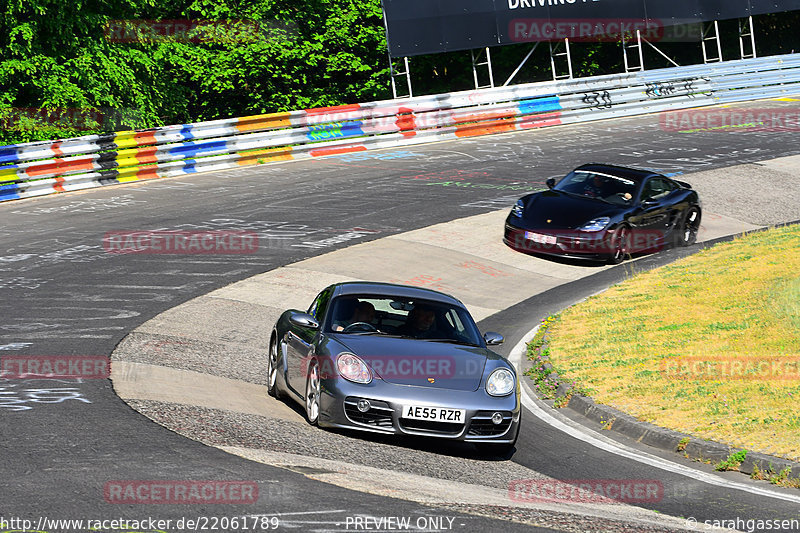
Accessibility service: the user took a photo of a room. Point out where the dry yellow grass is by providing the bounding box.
[546,224,800,460]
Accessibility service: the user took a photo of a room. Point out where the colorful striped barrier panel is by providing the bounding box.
[2,53,800,202]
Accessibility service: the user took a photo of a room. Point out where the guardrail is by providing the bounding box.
[3,53,800,202]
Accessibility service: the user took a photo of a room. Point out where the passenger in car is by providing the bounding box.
[397,306,437,338]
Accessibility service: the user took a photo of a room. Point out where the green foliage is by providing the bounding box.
[714,450,747,471]
[0,0,391,143]
[3,2,800,145]
[524,315,590,404]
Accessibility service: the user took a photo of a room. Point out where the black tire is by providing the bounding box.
[675,207,701,247]
[607,225,630,265]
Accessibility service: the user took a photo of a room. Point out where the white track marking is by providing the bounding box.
[510,327,800,505]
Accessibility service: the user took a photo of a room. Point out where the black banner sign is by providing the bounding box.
[381,0,800,57]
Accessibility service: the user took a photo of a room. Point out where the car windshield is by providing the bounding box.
[325,294,484,345]
[553,170,638,205]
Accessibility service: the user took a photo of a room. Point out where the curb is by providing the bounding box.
[519,342,800,483]
[513,223,800,486]
[565,394,800,482]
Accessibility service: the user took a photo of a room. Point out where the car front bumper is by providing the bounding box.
[318,377,521,443]
[503,222,615,260]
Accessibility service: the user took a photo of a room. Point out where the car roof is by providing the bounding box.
[331,281,464,307]
[574,163,663,183]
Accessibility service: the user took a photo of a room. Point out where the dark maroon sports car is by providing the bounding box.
[504,163,702,264]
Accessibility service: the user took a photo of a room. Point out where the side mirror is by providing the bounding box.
[545,178,556,189]
[289,312,319,329]
[483,332,504,346]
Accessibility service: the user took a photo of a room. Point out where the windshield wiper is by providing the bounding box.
[556,189,583,198]
[558,189,613,203]
[424,338,480,347]
[350,330,399,337]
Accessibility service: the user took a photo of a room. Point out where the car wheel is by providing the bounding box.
[607,225,630,265]
[267,338,282,399]
[305,359,321,425]
[675,207,701,247]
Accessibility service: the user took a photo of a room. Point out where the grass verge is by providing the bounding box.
[541,224,800,461]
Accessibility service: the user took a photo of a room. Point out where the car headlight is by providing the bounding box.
[486,368,515,396]
[577,217,611,232]
[511,199,524,218]
[337,352,372,384]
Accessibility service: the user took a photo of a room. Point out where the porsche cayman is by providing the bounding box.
[268,281,520,454]
[504,163,702,263]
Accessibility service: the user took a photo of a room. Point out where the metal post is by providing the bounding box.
[622,29,644,72]
[549,42,558,80]
[381,4,411,99]
[549,38,573,80]
[637,30,645,71]
[565,38,573,79]
[702,21,723,63]
[471,47,495,90]
[403,57,412,97]
[503,42,540,86]
[642,37,680,70]
[641,37,681,68]
[389,56,412,99]
[738,16,757,59]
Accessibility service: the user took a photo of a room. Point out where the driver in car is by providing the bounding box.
[583,174,607,198]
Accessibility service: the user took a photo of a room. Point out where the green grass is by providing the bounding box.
[543,224,800,461]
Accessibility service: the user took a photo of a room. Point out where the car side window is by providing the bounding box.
[640,178,675,202]
[444,309,467,336]
[661,179,677,196]
[307,288,332,321]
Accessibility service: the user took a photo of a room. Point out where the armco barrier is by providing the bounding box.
[3,53,800,202]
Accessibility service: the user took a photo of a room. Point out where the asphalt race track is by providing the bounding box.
[2,100,800,532]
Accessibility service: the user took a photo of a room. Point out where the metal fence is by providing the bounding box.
[2,53,800,203]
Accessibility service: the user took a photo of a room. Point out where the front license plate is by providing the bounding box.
[524,231,557,245]
[402,405,465,423]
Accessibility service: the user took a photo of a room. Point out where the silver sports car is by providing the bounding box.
[268,281,521,454]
